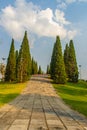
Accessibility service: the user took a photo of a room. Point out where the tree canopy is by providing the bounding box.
[17,31,31,82]
[50,36,66,84]
[68,40,78,82]
[5,39,16,82]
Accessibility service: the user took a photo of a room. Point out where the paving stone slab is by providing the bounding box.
[47,120,63,125]
[66,126,84,130]
[8,125,28,130]
[30,119,46,126]
[32,113,45,119]
[29,125,48,130]
[12,119,29,125]
[17,110,31,119]
[0,125,10,130]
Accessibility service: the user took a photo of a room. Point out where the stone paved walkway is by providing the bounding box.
[0,75,87,130]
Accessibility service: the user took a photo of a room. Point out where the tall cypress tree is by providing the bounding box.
[68,40,78,82]
[50,43,56,79]
[46,65,50,74]
[38,65,42,74]
[31,57,38,75]
[15,50,19,80]
[5,39,16,82]
[17,46,22,82]
[31,57,34,74]
[17,31,31,82]
[50,36,66,84]
[64,44,69,78]
[34,61,38,74]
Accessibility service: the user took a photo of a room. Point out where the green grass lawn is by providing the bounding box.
[53,80,87,117]
[0,82,27,107]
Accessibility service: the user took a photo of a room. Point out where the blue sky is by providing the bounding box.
[0,0,87,79]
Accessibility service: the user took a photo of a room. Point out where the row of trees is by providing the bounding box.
[4,33,78,84]
[50,36,78,84]
[5,31,42,82]
[31,58,42,74]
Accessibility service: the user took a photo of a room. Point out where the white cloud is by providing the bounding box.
[0,0,76,41]
[58,2,67,9]
[54,9,70,25]
[29,34,36,48]
[68,30,77,39]
[66,0,87,4]
[57,0,87,9]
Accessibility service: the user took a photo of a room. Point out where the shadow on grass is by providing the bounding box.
[63,98,87,117]
[67,81,87,89]
[0,93,19,104]
[0,81,18,85]
[53,83,87,96]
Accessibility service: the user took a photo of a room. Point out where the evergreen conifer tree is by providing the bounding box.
[50,43,56,79]
[15,50,19,80]
[50,36,66,84]
[64,44,69,78]
[68,40,78,82]
[17,46,22,82]
[17,31,31,82]
[38,66,42,74]
[5,39,16,82]
[46,65,50,74]
[31,57,38,74]
[31,57,34,74]
[34,61,38,74]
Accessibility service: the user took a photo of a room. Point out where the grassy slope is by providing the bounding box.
[0,82,26,107]
[53,80,87,117]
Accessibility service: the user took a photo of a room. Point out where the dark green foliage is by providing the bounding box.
[34,61,38,74]
[50,36,66,84]
[5,39,16,82]
[31,57,38,74]
[50,42,56,79]
[31,57,34,74]
[15,50,19,80]
[17,46,22,82]
[34,61,37,74]
[38,65,42,74]
[64,44,69,78]
[17,31,31,82]
[46,65,50,74]
[68,40,78,82]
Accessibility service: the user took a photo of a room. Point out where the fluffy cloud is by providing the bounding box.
[68,30,77,39]
[0,0,76,40]
[66,0,87,4]
[57,0,87,9]
[54,9,70,25]
[58,2,67,9]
